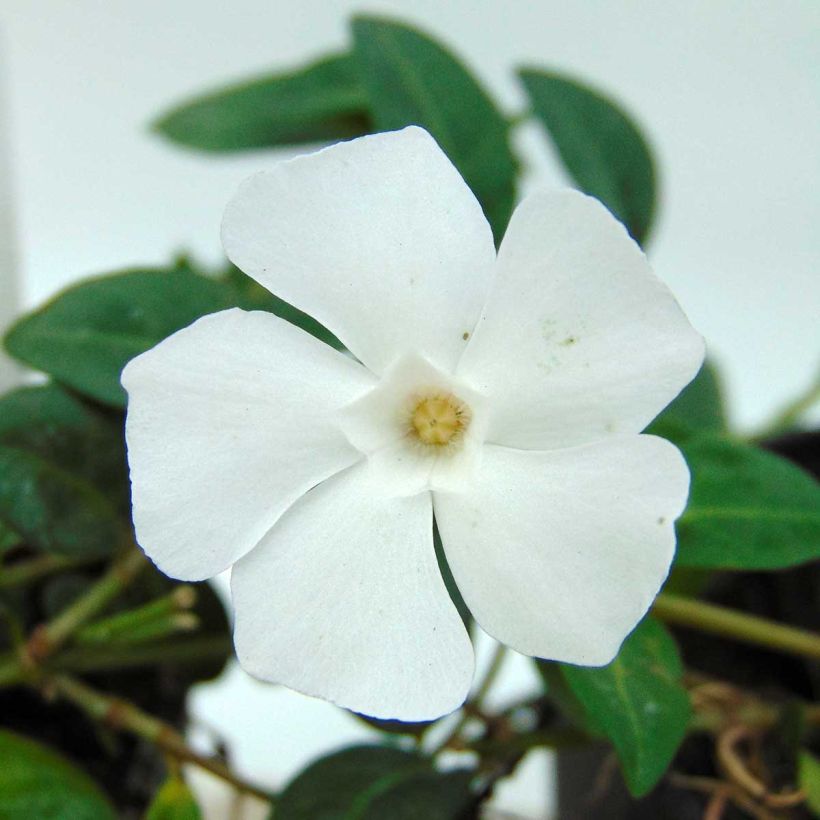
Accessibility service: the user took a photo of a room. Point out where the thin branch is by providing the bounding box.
[0,553,96,589]
[46,673,272,803]
[23,546,146,664]
[653,592,820,661]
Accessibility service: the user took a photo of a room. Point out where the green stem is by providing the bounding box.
[653,592,820,660]
[433,643,508,755]
[52,635,231,674]
[0,554,95,589]
[24,546,146,663]
[755,370,820,438]
[48,674,271,802]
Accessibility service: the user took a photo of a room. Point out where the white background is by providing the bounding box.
[1,2,818,817]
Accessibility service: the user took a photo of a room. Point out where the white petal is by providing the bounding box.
[222,127,496,376]
[231,463,474,720]
[457,190,705,449]
[338,353,489,497]
[434,436,689,665]
[122,309,374,581]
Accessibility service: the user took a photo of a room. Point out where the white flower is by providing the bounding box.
[122,127,704,721]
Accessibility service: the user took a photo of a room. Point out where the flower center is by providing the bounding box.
[409,393,470,447]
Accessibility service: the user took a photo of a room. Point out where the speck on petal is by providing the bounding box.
[122,308,374,581]
[457,189,705,450]
[433,435,689,665]
[221,126,496,377]
[231,462,474,721]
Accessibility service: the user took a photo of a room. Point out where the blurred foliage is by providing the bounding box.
[2,11,819,820]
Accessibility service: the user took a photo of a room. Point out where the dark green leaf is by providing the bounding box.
[353,769,473,819]
[561,617,691,796]
[223,265,344,351]
[799,750,820,817]
[0,729,117,819]
[154,53,370,152]
[0,384,129,514]
[145,776,202,820]
[5,265,344,408]
[4,266,238,407]
[519,69,656,244]
[677,436,820,569]
[0,446,125,558]
[352,15,517,241]
[0,521,22,553]
[648,361,726,444]
[277,745,427,820]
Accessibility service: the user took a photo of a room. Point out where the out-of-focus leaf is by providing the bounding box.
[154,53,370,152]
[561,617,691,797]
[352,15,516,241]
[276,745,427,820]
[3,266,237,407]
[648,361,726,445]
[145,776,202,820]
[0,521,22,553]
[677,436,820,569]
[5,265,344,408]
[353,769,473,819]
[0,446,125,558]
[223,266,344,350]
[519,69,656,244]
[0,384,129,514]
[799,750,820,817]
[0,729,117,819]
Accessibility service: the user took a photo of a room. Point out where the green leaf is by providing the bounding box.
[352,15,517,241]
[519,69,656,244]
[799,750,820,817]
[145,776,202,820]
[223,265,344,351]
[0,445,125,558]
[0,384,129,514]
[677,436,820,569]
[4,266,238,407]
[276,745,427,820]
[0,521,22,553]
[648,361,726,445]
[0,729,117,819]
[561,617,691,797]
[353,769,473,819]
[5,265,344,408]
[154,53,370,152]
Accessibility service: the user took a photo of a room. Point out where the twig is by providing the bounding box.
[432,642,508,754]
[654,592,820,661]
[46,673,272,803]
[23,546,146,664]
[0,553,96,589]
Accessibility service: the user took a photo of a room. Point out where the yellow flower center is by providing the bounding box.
[410,394,470,446]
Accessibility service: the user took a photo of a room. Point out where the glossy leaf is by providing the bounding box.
[0,384,129,514]
[4,266,237,407]
[154,53,370,152]
[276,745,427,820]
[145,776,202,820]
[4,265,340,408]
[648,361,726,445]
[0,729,116,820]
[799,751,820,817]
[223,265,344,351]
[677,436,820,569]
[0,446,125,558]
[561,617,691,796]
[354,769,473,819]
[519,69,656,244]
[352,15,517,241]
